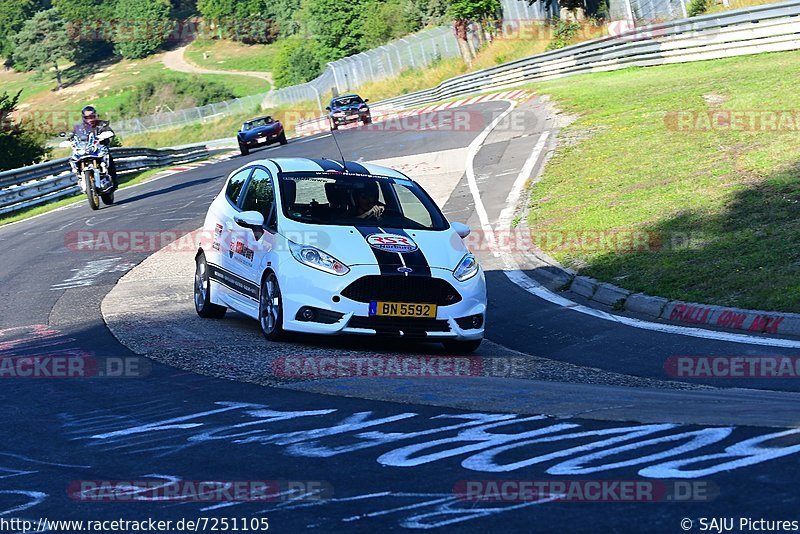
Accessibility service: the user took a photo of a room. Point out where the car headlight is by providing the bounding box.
[453,253,479,281]
[289,241,350,275]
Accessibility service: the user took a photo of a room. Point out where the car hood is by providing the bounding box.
[331,104,366,113]
[279,222,468,272]
[240,124,281,137]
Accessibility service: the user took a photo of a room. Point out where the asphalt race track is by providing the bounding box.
[1,100,799,533]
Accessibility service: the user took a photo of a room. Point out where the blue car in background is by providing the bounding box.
[237,116,287,155]
[326,94,371,130]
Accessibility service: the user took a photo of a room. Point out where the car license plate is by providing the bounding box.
[369,301,437,318]
[256,137,266,143]
[346,115,358,120]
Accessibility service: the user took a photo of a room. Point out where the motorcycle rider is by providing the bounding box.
[72,105,117,189]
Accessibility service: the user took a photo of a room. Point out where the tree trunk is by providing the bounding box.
[474,22,486,47]
[54,61,62,91]
[453,20,473,65]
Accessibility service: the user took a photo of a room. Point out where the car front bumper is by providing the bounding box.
[240,131,283,146]
[331,112,371,125]
[278,262,486,340]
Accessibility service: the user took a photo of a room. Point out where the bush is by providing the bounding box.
[0,90,49,171]
[687,0,709,17]
[113,0,172,59]
[115,75,236,117]
[271,38,323,88]
[545,20,581,51]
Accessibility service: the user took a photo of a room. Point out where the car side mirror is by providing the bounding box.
[451,222,470,238]
[364,99,369,103]
[234,211,265,231]
[325,107,331,111]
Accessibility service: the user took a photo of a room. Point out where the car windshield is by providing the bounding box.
[243,117,273,130]
[278,172,448,230]
[332,96,363,107]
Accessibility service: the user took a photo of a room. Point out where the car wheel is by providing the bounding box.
[259,272,284,341]
[279,132,288,145]
[194,253,226,319]
[362,115,372,125]
[239,143,249,156]
[442,339,482,354]
[330,120,338,131]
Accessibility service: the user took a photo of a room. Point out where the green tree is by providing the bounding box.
[528,0,587,20]
[360,0,422,50]
[0,91,49,171]
[12,9,75,90]
[447,0,501,64]
[197,0,296,43]
[113,0,172,59]
[271,37,322,88]
[0,0,39,61]
[52,0,117,65]
[299,0,368,62]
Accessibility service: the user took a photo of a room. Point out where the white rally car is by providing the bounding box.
[194,157,486,353]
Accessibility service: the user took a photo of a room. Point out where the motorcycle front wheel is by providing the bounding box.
[84,172,99,211]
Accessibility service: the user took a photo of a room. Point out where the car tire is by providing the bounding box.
[362,116,372,125]
[442,339,482,354]
[330,120,338,131]
[239,143,249,156]
[279,132,288,145]
[259,272,285,341]
[194,252,227,319]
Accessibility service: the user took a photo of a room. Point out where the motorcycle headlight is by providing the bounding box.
[289,241,349,275]
[453,253,479,281]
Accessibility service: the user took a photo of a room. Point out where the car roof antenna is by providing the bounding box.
[328,128,348,172]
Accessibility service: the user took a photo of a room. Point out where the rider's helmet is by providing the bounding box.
[81,105,98,128]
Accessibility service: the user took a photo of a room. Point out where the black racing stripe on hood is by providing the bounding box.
[381,228,432,277]
[309,158,345,172]
[354,226,401,275]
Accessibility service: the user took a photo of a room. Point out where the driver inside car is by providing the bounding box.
[353,183,385,220]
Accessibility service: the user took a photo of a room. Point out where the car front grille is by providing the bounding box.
[341,276,461,306]
[347,316,451,336]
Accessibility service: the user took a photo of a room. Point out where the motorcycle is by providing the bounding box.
[59,131,116,210]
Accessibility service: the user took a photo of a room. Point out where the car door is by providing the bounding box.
[211,166,254,309]
[224,166,278,319]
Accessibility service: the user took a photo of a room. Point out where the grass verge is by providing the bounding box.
[185,39,277,73]
[525,49,800,312]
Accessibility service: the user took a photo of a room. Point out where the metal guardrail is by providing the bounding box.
[296,0,800,131]
[0,144,210,216]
